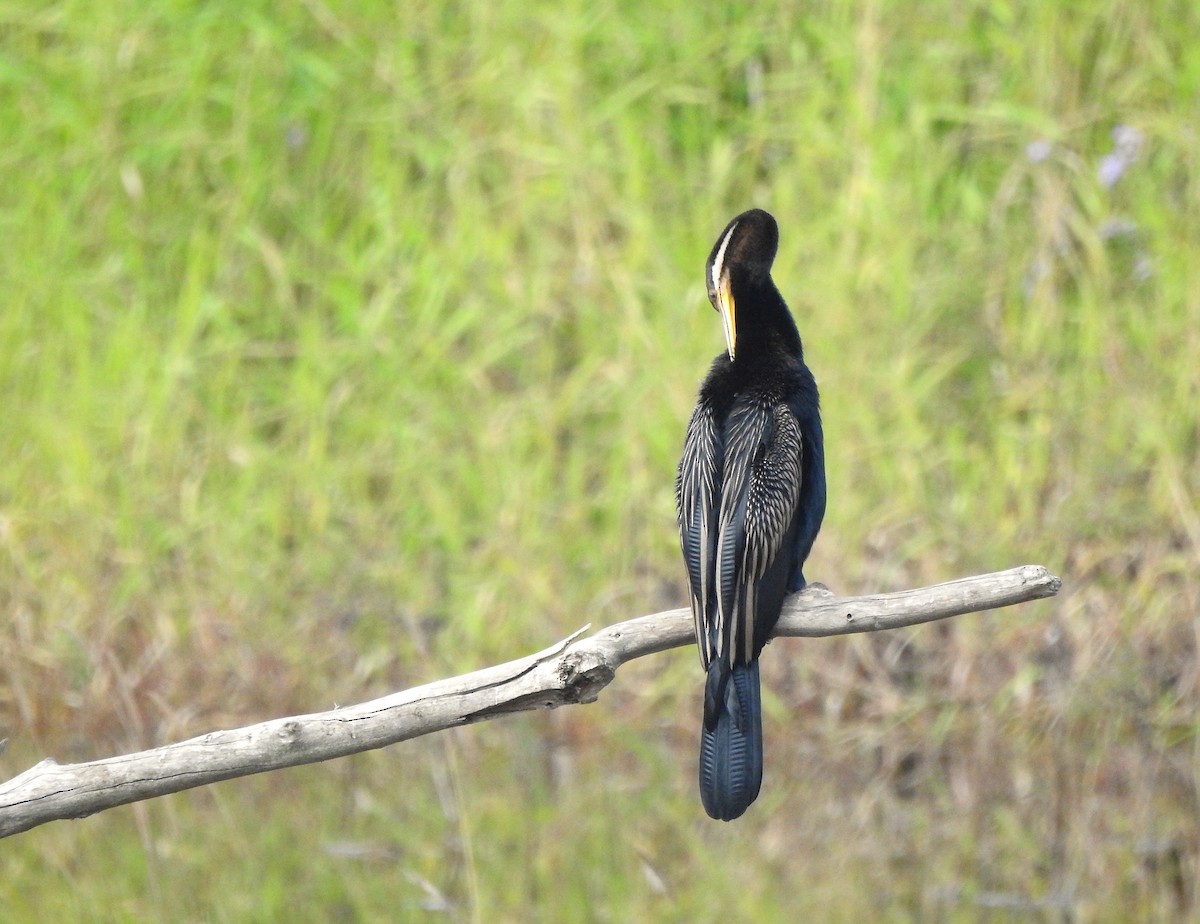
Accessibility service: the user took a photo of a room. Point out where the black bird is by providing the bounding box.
[676,209,826,821]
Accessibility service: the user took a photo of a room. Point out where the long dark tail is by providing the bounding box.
[699,660,763,821]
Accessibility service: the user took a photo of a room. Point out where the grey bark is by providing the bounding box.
[0,564,1060,838]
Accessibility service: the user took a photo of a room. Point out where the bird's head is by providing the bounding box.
[705,209,779,360]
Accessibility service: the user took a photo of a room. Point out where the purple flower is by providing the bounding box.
[1026,139,1053,163]
[1113,124,1144,158]
[1098,124,1144,188]
[1098,153,1127,188]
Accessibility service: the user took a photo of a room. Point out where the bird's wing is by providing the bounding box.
[714,402,803,666]
[677,402,723,668]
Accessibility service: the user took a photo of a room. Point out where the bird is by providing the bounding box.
[676,208,826,821]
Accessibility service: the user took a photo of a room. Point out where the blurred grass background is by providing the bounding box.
[1,0,1198,919]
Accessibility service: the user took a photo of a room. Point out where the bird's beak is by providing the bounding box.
[716,274,736,360]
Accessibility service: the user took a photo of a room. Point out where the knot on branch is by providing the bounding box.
[557,651,615,705]
[276,721,304,748]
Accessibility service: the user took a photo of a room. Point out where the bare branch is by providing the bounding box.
[0,565,1060,838]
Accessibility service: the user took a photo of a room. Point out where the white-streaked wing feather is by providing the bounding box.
[677,403,722,667]
[714,402,803,665]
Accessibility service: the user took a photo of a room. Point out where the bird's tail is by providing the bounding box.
[699,659,763,821]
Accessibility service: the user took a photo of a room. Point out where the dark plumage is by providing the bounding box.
[676,209,826,821]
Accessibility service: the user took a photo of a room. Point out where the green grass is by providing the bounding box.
[2,0,1199,919]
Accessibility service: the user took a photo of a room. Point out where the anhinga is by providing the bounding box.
[676,209,826,821]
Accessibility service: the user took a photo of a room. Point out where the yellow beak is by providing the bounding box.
[716,274,736,360]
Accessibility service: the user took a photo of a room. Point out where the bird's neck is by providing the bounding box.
[734,282,802,362]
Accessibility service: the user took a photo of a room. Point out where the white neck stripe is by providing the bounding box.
[710,220,738,293]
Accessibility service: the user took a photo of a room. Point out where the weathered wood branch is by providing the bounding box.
[0,564,1060,839]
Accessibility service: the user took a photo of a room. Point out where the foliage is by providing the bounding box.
[1,0,1198,919]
